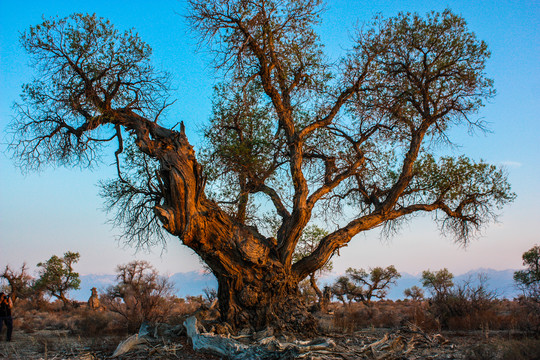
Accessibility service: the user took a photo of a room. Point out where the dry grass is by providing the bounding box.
[465,338,540,360]
[9,296,206,338]
[2,296,539,359]
[0,297,218,359]
[320,298,540,334]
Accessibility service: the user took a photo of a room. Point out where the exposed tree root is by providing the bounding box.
[111,318,451,359]
[184,316,335,359]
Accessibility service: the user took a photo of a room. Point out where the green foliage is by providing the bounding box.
[203,84,278,179]
[293,225,332,273]
[10,13,170,171]
[330,275,359,305]
[347,266,401,304]
[34,251,80,306]
[200,83,285,221]
[421,268,454,298]
[409,155,516,241]
[357,10,495,127]
[293,225,333,302]
[514,245,540,299]
[331,266,401,305]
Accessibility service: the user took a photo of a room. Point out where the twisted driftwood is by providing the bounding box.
[184,316,335,359]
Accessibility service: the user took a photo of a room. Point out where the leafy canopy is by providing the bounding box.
[9,3,516,277]
[514,245,540,298]
[421,268,454,298]
[192,3,514,246]
[34,251,81,303]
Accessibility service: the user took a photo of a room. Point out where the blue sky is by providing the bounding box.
[0,0,538,277]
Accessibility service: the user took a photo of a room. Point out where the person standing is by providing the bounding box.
[0,292,13,342]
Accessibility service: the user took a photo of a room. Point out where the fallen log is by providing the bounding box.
[112,334,145,357]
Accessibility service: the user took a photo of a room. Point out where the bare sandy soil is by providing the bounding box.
[2,327,533,360]
[0,329,219,360]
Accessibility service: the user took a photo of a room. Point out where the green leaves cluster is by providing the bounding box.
[202,84,280,184]
[293,225,332,274]
[34,251,81,306]
[331,266,401,305]
[10,13,169,171]
[21,13,164,116]
[514,245,540,299]
[421,268,454,298]
[411,155,515,240]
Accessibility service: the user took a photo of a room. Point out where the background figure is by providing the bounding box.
[88,287,100,310]
[0,292,13,341]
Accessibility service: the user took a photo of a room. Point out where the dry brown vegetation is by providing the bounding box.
[1,295,539,359]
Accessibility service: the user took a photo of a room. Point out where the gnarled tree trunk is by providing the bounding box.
[141,126,314,331]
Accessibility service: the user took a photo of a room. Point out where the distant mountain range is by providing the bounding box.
[71,268,520,302]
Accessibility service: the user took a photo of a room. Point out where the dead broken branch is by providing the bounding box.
[184,316,336,359]
[110,319,450,359]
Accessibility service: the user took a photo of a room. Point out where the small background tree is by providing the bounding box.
[421,269,454,300]
[513,245,540,333]
[1,264,34,303]
[514,245,540,301]
[34,251,80,308]
[103,260,175,332]
[331,276,360,306]
[347,266,401,305]
[331,266,401,305]
[404,286,425,302]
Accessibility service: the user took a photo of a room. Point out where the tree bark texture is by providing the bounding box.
[134,123,314,331]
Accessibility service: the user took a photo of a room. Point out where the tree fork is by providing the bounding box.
[133,122,314,330]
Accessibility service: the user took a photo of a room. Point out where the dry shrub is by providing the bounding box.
[510,296,540,334]
[326,296,531,334]
[102,261,176,333]
[465,339,540,360]
[12,303,125,336]
[331,309,357,333]
[330,301,413,332]
[403,301,439,332]
[36,335,56,355]
[163,297,204,325]
[371,307,400,328]
[10,292,203,338]
[72,309,125,336]
[426,276,504,331]
[446,308,504,331]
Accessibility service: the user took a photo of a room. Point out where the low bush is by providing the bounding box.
[465,339,540,360]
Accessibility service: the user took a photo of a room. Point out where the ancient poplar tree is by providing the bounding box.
[10,1,515,330]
